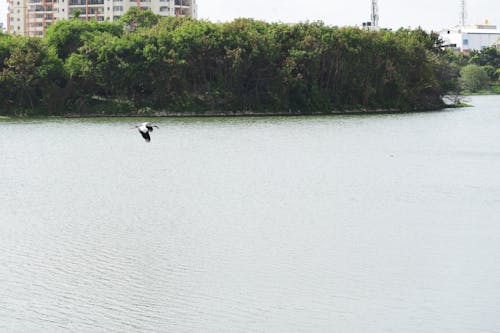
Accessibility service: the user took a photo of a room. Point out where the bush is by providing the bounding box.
[460,64,489,92]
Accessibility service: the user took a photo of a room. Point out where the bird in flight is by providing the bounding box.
[134,122,159,142]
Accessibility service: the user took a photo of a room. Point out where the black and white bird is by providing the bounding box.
[135,122,159,142]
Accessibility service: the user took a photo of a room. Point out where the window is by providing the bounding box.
[87,7,101,14]
[463,39,468,45]
[160,6,169,11]
[113,5,123,11]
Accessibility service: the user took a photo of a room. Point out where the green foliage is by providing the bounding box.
[455,46,500,90]
[0,32,13,66]
[1,9,457,116]
[482,65,498,81]
[119,7,160,31]
[71,9,82,19]
[469,46,500,68]
[442,48,468,66]
[460,64,490,92]
[0,37,65,115]
[490,82,500,94]
[45,19,122,60]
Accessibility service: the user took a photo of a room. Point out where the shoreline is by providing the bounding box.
[1,104,471,119]
[58,107,452,118]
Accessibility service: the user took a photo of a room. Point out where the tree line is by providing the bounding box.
[1,8,461,116]
[443,46,500,93]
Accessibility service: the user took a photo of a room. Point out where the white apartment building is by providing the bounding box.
[439,21,500,53]
[6,0,28,35]
[7,0,197,36]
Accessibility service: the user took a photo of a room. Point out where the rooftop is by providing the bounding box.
[442,21,500,34]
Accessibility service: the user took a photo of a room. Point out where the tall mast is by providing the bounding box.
[460,0,466,26]
[371,0,379,28]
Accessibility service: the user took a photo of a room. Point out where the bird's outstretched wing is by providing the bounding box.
[140,130,151,142]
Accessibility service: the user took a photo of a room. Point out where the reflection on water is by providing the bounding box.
[1,95,500,332]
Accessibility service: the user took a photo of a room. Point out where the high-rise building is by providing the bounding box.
[7,0,28,35]
[7,0,197,36]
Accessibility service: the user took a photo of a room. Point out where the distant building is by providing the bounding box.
[440,21,500,53]
[7,0,197,37]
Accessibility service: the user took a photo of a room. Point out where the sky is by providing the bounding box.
[1,0,500,32]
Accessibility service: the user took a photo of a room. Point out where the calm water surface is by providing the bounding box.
[1,95,500,332]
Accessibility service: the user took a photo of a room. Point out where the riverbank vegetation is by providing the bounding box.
[444,45,500,95]
[0,9,480,116]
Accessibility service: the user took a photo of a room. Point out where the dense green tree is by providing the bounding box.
[71,9,82,19]
[45,19,122,60]
[481,64,498,81]
[1,10,459,115]
[0,37,64,115]
[469,46,500,68]
[0,32,12,67]
[460,64,490,92]
[119,7,160,31]
[466,46,500,83]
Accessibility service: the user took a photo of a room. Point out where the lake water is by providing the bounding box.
[1,95,500,332]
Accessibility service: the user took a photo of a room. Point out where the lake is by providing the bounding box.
[1,95,500,332]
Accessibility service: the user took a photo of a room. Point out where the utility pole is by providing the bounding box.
[460,0,466,26]
[371,0,379,28]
